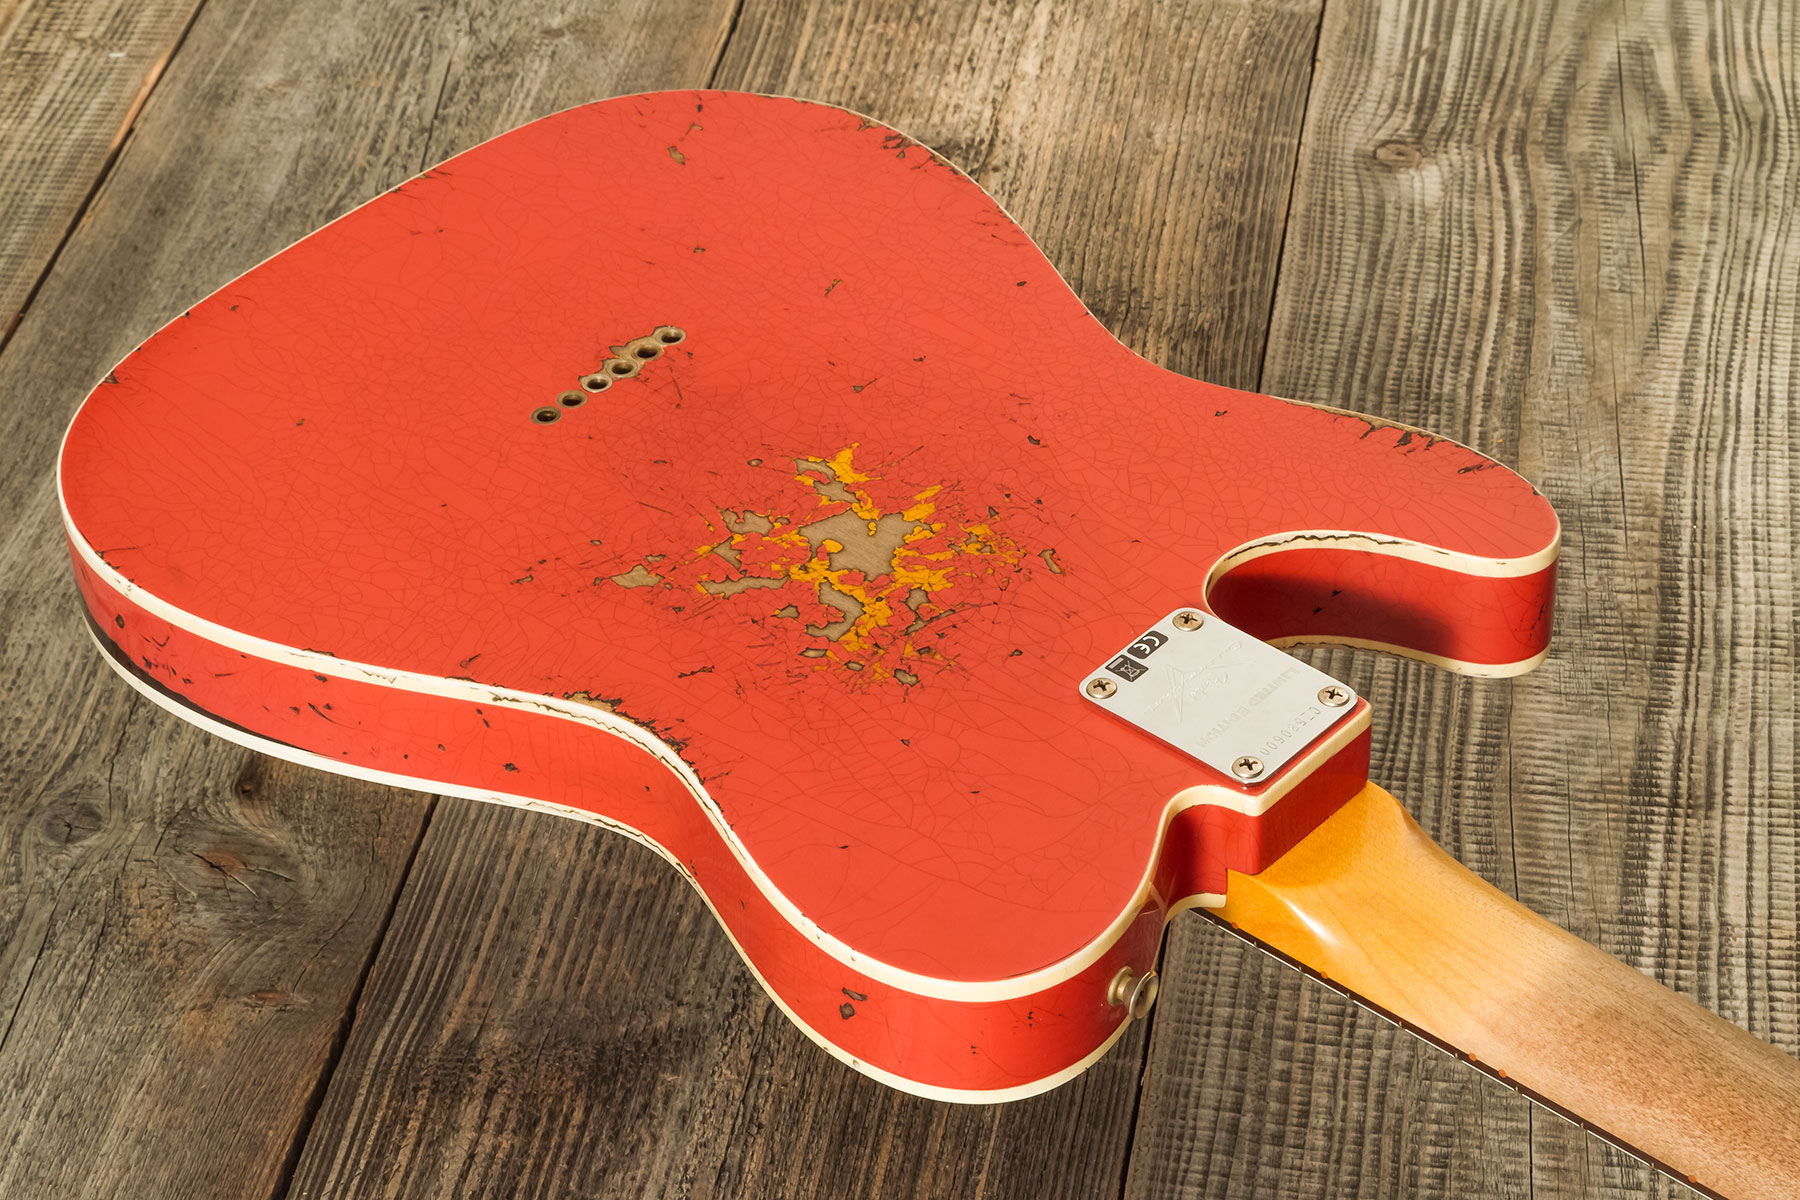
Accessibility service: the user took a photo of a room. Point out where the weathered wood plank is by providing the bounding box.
[0,0,554,1191]
[710,0,1322,389]
[1128,0,1800,1196]
[699,10,1324,1199]
[0,0,202,342]
[282,2,1323,1198]
[0,726,427,1199]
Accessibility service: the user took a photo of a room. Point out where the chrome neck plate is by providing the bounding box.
[1078,608,1357,784]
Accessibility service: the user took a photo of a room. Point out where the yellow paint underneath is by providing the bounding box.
[689,444,1024,682]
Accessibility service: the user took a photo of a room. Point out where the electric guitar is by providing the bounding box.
[57,91,1800,1197]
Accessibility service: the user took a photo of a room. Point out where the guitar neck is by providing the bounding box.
[1213,783,1800,1200]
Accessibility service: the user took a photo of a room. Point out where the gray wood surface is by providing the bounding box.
[0,0,1794,1197]
[0,0,451,1191]
[1130,1,1800,1198]
[0,0,201,342]
[287,4,1322,1197]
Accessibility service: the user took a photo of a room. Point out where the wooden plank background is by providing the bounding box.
[0,0,1793,1197]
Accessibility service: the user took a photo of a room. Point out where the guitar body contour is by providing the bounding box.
[59,91,1558,1099]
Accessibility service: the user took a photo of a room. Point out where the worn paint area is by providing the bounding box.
[60,90,1560,1016]
[605,447,1025,685]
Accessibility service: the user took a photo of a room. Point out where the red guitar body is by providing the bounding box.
[59,91,1557,1098]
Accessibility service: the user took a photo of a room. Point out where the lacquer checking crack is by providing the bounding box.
[58,90,1799,1199]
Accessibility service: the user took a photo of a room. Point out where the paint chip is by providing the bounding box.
[611,564,662,588]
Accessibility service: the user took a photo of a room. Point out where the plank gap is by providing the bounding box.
[703,0,747,88]
[1253,0,1329,394]
[0,0,211,358]
[267,795,439,1200]
[1112,1005,1162,1200]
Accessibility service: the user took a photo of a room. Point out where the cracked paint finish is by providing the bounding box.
[69,548,1162,1093]
[59,91,1558,1096]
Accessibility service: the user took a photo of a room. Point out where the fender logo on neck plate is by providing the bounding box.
[1079,609,1357,785]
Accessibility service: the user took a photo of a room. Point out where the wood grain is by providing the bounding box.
[1130,0,1800,1197]
[279,2,1325,1198]
[0,0,527,1191]
[1222,783,1800,1200]
[711,0,1322,389]
[0,0,202,342]
[8,0,1791,1197]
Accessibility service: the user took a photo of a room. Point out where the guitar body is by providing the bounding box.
[59,91,1558,1099]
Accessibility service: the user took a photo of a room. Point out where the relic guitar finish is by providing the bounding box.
[59,92,1799,1196]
